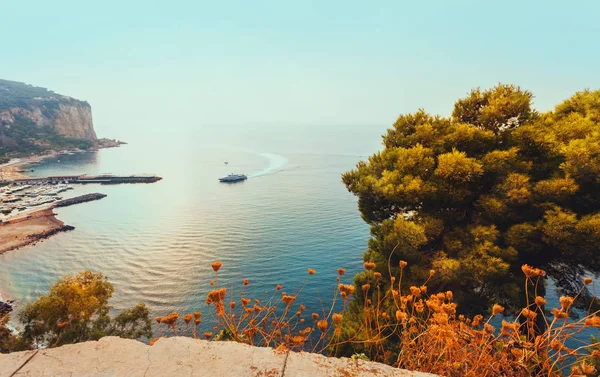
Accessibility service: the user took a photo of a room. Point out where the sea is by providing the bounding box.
[0,124,385,333]
[1,123,596,345]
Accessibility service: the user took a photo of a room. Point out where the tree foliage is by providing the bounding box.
[18,270,152,348]
[343,85,600,314]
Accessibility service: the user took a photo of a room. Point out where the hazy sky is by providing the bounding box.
[1,0,599,138]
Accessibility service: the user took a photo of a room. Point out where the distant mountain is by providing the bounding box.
[0,79,100,159]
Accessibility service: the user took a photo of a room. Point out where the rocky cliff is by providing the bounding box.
[0,79,97,141]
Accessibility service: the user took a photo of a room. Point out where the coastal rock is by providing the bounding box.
[0,336,438,377]
[0,79,97,143]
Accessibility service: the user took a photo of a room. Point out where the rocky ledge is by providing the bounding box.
[0,336,437,377]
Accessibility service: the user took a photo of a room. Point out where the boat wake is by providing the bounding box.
[249,153,289,178]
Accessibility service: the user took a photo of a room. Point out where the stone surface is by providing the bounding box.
[0,337,437,377]
[0,350,37,377]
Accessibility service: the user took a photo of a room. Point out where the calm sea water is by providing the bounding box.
[0,124,384,333]
[1,124,595,344]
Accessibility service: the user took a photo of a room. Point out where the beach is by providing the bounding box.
[0,152,59,181]
[0,209,70,254]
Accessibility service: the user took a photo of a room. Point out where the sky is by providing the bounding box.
[1,0,599,138]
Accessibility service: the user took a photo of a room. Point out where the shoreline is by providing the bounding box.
[0,140,127,181]
[0,208,73,255]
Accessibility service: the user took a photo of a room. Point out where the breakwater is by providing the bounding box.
[12,174,162,185]
[27,225,75,240]
[55,193,107,207]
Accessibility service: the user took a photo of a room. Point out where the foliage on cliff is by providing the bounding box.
[0,79,87,112]
[342,85,600,315]
[0,115,93,157]
[15,270,152,348]
[0,79,96,159]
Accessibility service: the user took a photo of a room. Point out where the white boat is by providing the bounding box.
[219,174,247,183]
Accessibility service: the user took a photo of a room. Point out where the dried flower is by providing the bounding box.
[585,315,600,327]
[155,316,162,324]
[332,313,343,326]
[337,268,346,277]
[211,261,222,272]
[581,361,597,375]
[299,304,306,311]
[484,323,495,334]
[312,313,319,322]
[282,295,296,306]
[362,284,371,292]
[559,296,574,310]
[276,284,283,291]
[409,286,421,297]
[584,277,593,285]
[399,260,408,269]
[364,262,376,270]
[317,319,328,333]
[552,307,568,319]
[292,335,305,345]
[521,264,545,278]
[241,298,251,307]
[308,268,316,275]
[395,310,407,322]
[243,279,249,286]
[183,314,192,324]
[492,304,504,316]
[535,296,546,307]
[230,302,236,310]
[204,332,213,340]
[429,269,435,276]
[374,272,382,280]
[445,291,453,301]
[338,284,355,296]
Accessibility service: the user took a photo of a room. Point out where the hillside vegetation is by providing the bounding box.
[0,79,96,160]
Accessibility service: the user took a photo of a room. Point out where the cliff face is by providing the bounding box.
[0,79,97,141]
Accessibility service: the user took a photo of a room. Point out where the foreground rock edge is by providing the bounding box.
[0,336,437,377]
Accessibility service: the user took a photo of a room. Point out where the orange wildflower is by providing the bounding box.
[204,332,213,340]
[244,279,249,285]
[241,298,251,307]
[211,261,222,272]
[317,319,328,333]
[559,296,574,310]
[282,295,296,306]
[299,304,306,311]
[362,284,371,292]
[230,302,236,310]
[337,268,346,277]
[338,284,355,296]
[492,304,504,316]
[584,277,593,285]
[312,313,319,322]
[308,268,316,275]
[535,296,546,307]
[521,264,546,278]
[395,310,407,322]
[364,262,376,270]
[57,321,68,329]
[276,284,283,291]
[332,313,343,326]
[399,260,408,269]
[183,314,192,324]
